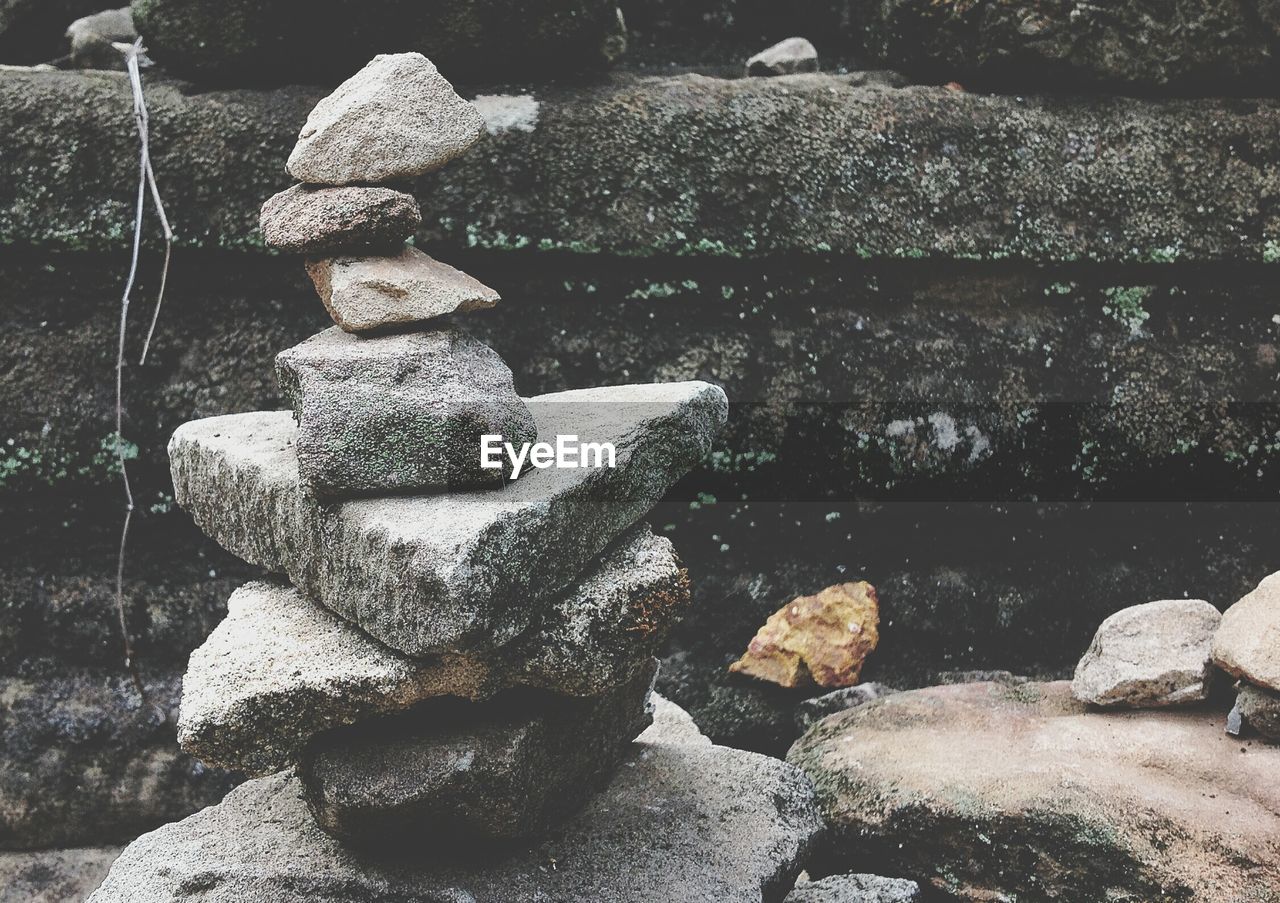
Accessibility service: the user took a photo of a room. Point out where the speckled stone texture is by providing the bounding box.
[275,327,535,499]
[1214,570,1280,691]
[298,664,657,844]
[177,526,688,775]
[87,699,822,902]
[285,53,483,185]
[1235,682,1280,742]
[168,381,726,656]
[258,184,420,254]
[785,873,921,903]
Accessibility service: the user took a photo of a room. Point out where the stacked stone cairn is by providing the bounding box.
[89,53,822,901]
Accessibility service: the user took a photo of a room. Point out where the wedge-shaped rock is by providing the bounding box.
[169,381,727,656]
[259,184,420,254]
[286,53,484,185]
[178,526,688,775]
[1213,570,1280,691]
[88,701,821,903]
[275,327,536,499]
[299,664,655,843]
[305,247,500,334]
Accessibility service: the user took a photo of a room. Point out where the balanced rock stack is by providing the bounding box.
[89,53,822,901]
[1214,572,1280,741]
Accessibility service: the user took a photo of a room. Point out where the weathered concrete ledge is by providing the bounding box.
[3,68,1280,262]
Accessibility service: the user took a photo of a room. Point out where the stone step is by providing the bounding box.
[297,664,656,844]
[168,381,726,656]
[86,698,822,902]
[178,526,689,775]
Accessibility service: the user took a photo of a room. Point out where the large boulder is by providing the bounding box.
[178,527,688,775]
[1071,599,1220,707]
[1213,571,1280,691]
[789,681,1280,900]
[129,0,626,85]
[168,381,727,656]
[87,699,822,902]
[275,327,534,499]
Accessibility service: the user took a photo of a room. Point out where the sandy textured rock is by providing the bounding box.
[789,681,1280,900]
[645,692,712,746]
[794,683,896,734]
[299,665,655,843]
[730,582,879,688]
[65,7,136,69]
[305,247,500,334]
[88,701,820,902]
[178,527,688,775]
[286,53,483,185]
[275,327,535,499]
[0,846,121,902]
[786,873,921,903]
[1235,682,1280,742]
[1072,599,1220,707]
[747,37,819,76]
[1214,571,1280,691]
[258,184,420,254]
[169,381,726,656]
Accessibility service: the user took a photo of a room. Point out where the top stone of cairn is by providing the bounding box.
[286,53,485,186]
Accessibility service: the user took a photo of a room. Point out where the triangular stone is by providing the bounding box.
[178,526,689,776]
[87,701,821,903]
[168,382,727,656]
[286,53,484,185]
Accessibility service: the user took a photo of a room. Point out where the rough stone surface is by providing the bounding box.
[286,53,483,185]
[789,681,1280,900]
[275,327,534,499]
[730,582,879,688]
[0,846,121,902]
[848,0,1278,91]
[0,669,239,849]
[178,527,688,775]
[258,184,419,254]
[747,37,819,76]
[1214,571,1280,691]
[10,70,1280,263]
[65,8,135,69]
[88,701,821,902]
[1071,598,1221,707]
[1236,682,1280,742]
[646,692,713,746]
[785,873,921,903]
[169,381,727,656]
[299,664,656,843]
[794,683,897,734]
[305,247,500,334]
[129,0,625,84]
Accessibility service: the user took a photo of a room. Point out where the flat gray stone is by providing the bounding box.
[169,381,727,656]
[305,247,500,334]
[1213,571,1280,692]
[178,526,689,775]
[0,846,122,903]
[747,37,819,77]
[786,873,921,903]
[1072,599,1220,707]
[1235,682,1280,742]
[87,701,820,903]
[644,692,712,747]
[259,184,420,254]
[794,683,897,734]
[299,664,656,844]
[275,327,535,499]
[286,53,484,185]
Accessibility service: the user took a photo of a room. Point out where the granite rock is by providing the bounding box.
[275,327,535,499]
[258,184,420,254]
[286,53,484,185]
[746,37,819,76]
[1213,571,1280,691]
[178,527,689,775]
[794,683,897,734]
[0,846,122,903]
[65,7,136,69]
[789,681,1280,900]
[87,701,821,902]
[1235,682,1280,742]
[1072,599,1220,707]
[305,247,500,334]
[299,664,656,843]
[168,381,727,656]
[785,873,921,903]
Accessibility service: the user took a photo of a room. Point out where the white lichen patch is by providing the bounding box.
[473,94,540,135]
